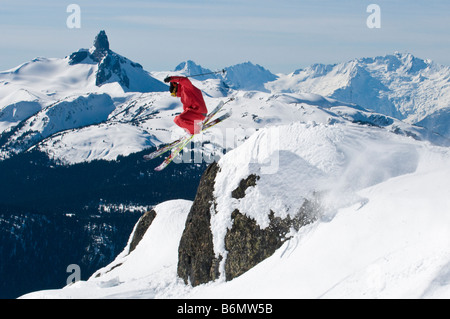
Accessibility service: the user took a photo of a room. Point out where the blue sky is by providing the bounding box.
[0,0,449,73]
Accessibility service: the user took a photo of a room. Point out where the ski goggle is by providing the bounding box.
[170,82,178,97]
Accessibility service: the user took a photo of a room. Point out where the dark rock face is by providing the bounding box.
[94,30,110,53]
[225,173,320,280]
[95,53,130,88]
[225,210,282,280]
[128,209,157,253]
[177,162,221,285]
[90,31,129,88]
[225,199,319,280]
[177,162,322,286]
[68,50,89,65]
[231,174,260,199]
[68,30,110,65]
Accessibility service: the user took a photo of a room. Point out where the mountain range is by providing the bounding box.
[1,31,450,299]
[1,32,450,166]
[268,53,450,136]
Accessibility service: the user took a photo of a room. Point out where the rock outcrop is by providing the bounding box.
[177,162,221,286]
[92,30,110,59]
[129,209,156,253]
[177,162,321,286]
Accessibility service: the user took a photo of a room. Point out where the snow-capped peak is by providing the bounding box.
[223,61,278,92]
[267,52,450,133]
[174,60,216,81]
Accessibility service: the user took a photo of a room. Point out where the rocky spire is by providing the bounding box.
[94,30,110,52]
[92,30,110,61]
[68,30,166,92]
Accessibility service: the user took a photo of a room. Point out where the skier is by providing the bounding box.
[164,76,208,135]
[145,77,232,170]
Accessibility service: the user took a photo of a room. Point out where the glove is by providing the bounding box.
[164,76,172,83]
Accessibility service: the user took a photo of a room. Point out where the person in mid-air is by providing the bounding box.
[164,76,208,135]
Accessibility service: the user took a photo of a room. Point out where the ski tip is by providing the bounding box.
[143,154,155,161]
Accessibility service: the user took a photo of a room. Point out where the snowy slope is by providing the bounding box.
[20,119,450,299]
[0,57,96,133]
[416,107,450,139]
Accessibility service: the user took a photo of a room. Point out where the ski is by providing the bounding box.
[143,98,233,161]
[154,134,194,171]
[154,111,231,171]
[201,110,232,131]
[143,137,185,161]
[200,97,233,125]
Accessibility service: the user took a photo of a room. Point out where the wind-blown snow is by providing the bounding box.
[192,161,450,299]
[211,122,421,260]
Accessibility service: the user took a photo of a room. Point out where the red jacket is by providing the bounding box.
[169,76,207,134]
